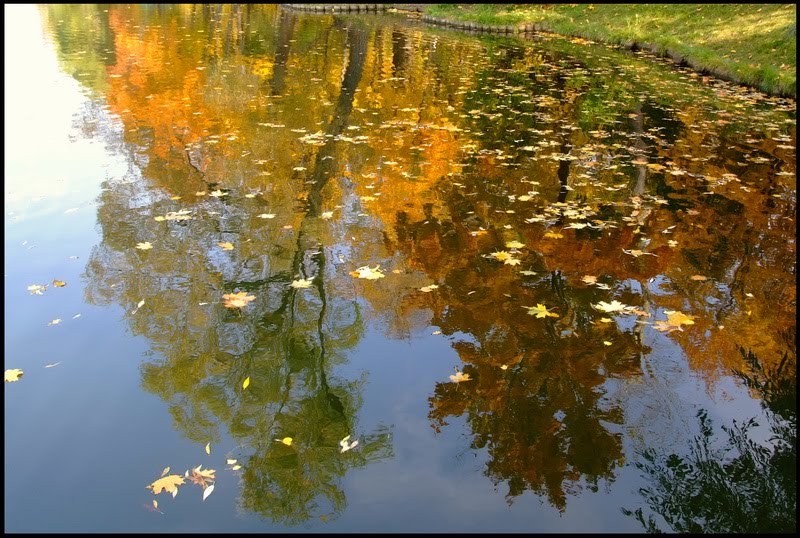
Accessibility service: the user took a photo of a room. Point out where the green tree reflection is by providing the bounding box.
[625,345,796,533]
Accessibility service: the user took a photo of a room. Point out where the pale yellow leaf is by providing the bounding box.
[205,442,211,455]
[243,377,250,389]
[5,369,24,382]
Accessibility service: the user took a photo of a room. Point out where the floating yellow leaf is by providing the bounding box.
[218,242,234,251]
[544,231,563,239]
[524,304,559,318]
[690,275,708,281]
[202,484,215,501]
[52,280,67,287]
[147,475,185,495]
[243,377,250,389]
[420,284,439,292]
[321,211,334,220]
[161,467,170,477]
[5,369,24,382]
[136,242,153,250]
[603,341,613,346]
[257,213,276,219]
[503,257,521,266]
[449,370,472,383]
[205,443,211,455]
[48,319,62,326]
[349,265,385,280]
[490,251,512,262]
[581,275,598,285]
[222,291,256,309]
[654,310,696,332]
[290,279,313,289]
[505,240,525,249]
[209,189,228,197]
[275,437,293,446]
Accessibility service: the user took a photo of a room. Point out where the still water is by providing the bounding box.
[4,4,795,533]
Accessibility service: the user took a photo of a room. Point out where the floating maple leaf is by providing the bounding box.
[290,279,313,289]
[593,300,629,313]
[5,369,24,382]
[136,242,153,250]
[449,370,472,383]
[349,265,385,280]
[420,284,439,293]
[524,304,559,318]
[223,291,256,309]
[490,251,512,262]
[505,240,525,249]
[581,275,598,285]
[147,475,185,496]
[654,310,696,332]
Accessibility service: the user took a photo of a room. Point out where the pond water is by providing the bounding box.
[4,4,796,533]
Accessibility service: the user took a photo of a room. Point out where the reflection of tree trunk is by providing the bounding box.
[269,10,296,96]
[306,22,368,216]
[557,140,571,203]
[631,103,648,197]
[391,29,406,77]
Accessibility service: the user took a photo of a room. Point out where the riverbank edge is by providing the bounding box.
[281,4,795,99]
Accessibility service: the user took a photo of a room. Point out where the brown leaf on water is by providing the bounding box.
[188,465,216,488]
[52,279,67,287]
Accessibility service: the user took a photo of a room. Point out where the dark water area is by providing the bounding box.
[4,4,795,533]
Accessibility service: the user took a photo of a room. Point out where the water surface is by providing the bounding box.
[4,4,795,533]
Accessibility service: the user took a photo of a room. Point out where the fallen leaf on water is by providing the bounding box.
[257,213,276,219]
[654,310,696,332]
[349,265,385,280]
[136,242,153,250]
[48,319,62,326]
[290,279,313,289]
[218,242,234,251]
[223,292,256,309]
[690,275,708,281]
[147,475,185,495]
[524,304,559,318]
[189,465,216,488]
[339,435,359,453]
[603,341,613,346]
[581,275,598,285]
[52,280,66,287]
[593,300,629,313]
[205,443,211,455]
[226,459,237,465]
[161,467,170,477]
[420,284,439,292]
[202,484,215,501]
[544,231,563,239]
[27,284,47,295]
[44,362,61,368]
[321,211,334,220]
[5,369,24,382]
[505,240,525,249]
[275,437,293,446]
[242,377,250,389]
[490,250,512,262]
[449,370,471,383]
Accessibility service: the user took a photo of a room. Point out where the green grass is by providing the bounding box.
[423,4,796,97]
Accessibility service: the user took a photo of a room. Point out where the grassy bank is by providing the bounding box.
[423,4,796,97]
